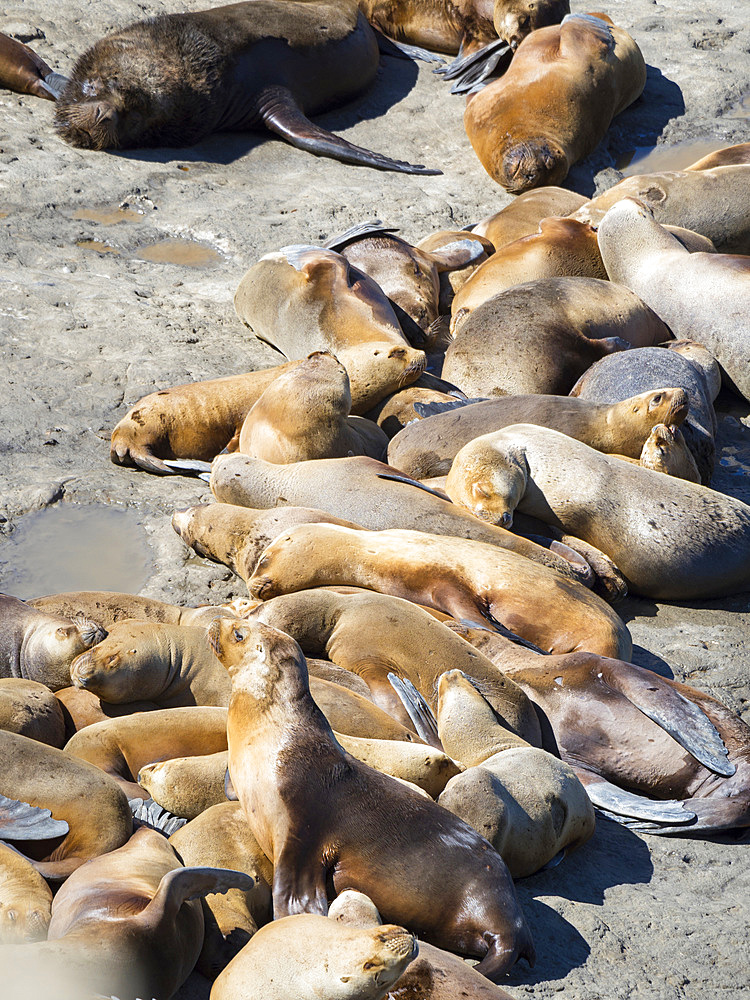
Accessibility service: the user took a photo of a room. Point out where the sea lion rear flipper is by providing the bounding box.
[0,793,69,840]
[40,72,70,100]
[129,796,187,836]
[162,458,214,475]
[413,396,485,417]
[411,372,471,399]
[323,220,400,251]
[434,38,511,94]
[374,29,446,65]
[224,768,238,801]
[145,866,254,923]
[600,664,735,777]
[575,770,697,825]
[387,672,442,749]
[480,608,550,655]
[256,86,442,175]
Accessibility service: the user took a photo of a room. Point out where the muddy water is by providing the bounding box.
[0,504,153,599]
[136,239,223,267]
[616,139,730,175]
[76,239,121,255]
[72,207,143,225]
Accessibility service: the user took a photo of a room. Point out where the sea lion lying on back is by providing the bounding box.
[54,0,437,173]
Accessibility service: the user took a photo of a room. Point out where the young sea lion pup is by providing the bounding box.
[209,616,535,980]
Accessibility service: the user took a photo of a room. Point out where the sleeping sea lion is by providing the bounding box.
[632,423,700,482]
[29,590,256,629]
[364,385,457,438]
[685,142,750,171]
[54,0,437,173]
[472,186,587,249]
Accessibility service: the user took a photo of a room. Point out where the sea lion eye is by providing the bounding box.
[232,629,244,642]
[649,394,663,409]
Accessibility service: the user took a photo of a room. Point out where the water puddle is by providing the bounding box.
[616,139,730,175]
[135,238,223,268]
[76,239,121,255]
[72,207,143,225]
[0,504,153,600]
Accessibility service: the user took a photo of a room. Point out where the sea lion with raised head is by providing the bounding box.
[472,186,587,249]
[387,387,689,479]
[54,0,437,174]
[631,423,700,482]
[210,616,535,979]
[0,31,68,101]
[463,14,646,191]
[248,523,631,657]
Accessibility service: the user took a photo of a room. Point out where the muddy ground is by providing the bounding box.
[1,0,749,997]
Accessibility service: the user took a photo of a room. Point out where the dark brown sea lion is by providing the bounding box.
[387,387,689,479]
[54,0,437,173]
[0,678,66,747]
[0,31,68,101]
[472,186,587,248]
[5,826,252,1000]
[210,616,535,979]
[463,14,646,191]
[442,277,670,398]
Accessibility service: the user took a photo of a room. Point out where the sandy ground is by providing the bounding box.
[1,0,749,997]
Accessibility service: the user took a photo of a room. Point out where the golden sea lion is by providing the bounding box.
[0,841,53,943]
[472,186,588,249]
[210,616,534,978]
[248,523,632,657]
[0,678,66,747]
[463,14,646,191]
[631,423,701,482]
[54,0,437,173]
[54,686,161,739]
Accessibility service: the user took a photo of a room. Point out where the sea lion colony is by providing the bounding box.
[1,1,750,999]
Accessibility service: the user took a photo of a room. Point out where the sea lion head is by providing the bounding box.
[499,138,568,193]
[0,898,51,944]
[639,424,701,482]
[26,614,107,690]
[445,436,528,528]
[494,0,570,49]
[69,622,157,702]
[623,387,689,431]
[207,617,309,705]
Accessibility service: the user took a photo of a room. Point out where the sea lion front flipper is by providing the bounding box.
[374,29,446,64]
[479,608,551,655]
[256,86,442,175]
[376,472,450,499]
[411,372,471,399]
[272,845,329,918]
[323,220,400,251]
[146,866,254,923]
[413,396,486,417]
[224,768,238,802]
[162,458,214,475]
[129,796,187,836]
[576,771,697,825]
[0,793,69,840]
[600,663,735,777]
[387,672,442,749]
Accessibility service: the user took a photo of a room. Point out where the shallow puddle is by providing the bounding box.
[76,239,121,255]
[72,207,143,225]
[135,238,222,268]
[616,139,730,175]
[0,504,153,600]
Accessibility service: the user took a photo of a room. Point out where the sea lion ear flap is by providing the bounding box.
[427,238,488,273]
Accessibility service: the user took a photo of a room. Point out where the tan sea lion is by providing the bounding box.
[55,686,161,738]
[54,1,437,173]
[30,589,257,629]
[435,670,595,876]
[140,751,231,820]
[364,386,457,438]
[685,141,750,171]
[170,801,274,979]
[442,277,670,398]
[0,678,66,747]
[0,594,106,692]
[444,423,750,600]
[570,164,750,253]
[632,423,700,482]
[387,387,689,479]
[5,826,252,1000]
[0,841,53,943]
[464,14,646,191]
[0,31,67,101]
[664,340,722,402]
[472,186,588,249]
[237,352,388,461]
[210,616,534,978]
[248,523,632,657]
[0,728,132,879]
[451,217,606,332]
[597,198,750,401]
[414,229,494,314]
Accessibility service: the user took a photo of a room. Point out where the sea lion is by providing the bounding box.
[633,423,700,482]
[0,31,68,101]
[140,751,231,820]
[570,164,750,253]
[365,385,457,438]
[596,198,750,402]
[387,387,689,479]
[0,729,132,879]
[64,707,230,800]
[472,186,588,249]
[685,142,750,171]
[206,453,595,583]
[463,14,646,191]
[250,587,541,742]
[435,670,595,876]
[237,352,388,461]
[664,340,722,402]
[442,277,670,398]
[570,345,718,485]
[329,890,516,1000]
[0,594,106,692]
[210,616,534,978]
[444,423,750,600]
[0,841,53,943]
[55,686,161,738]
[5,826,252,1000]
[414,229,494,314]
[248,523,632,657]
[30,590,257,629]
[451,217,607,332]
[0,678,66,747]
[54,0,437,173]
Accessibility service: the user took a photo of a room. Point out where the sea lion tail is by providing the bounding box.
[144,866,255,923]
[257,86,442,175]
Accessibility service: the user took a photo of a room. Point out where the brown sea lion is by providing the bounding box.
[685,142,750,171]
[206,453,595,584]
[365,386,457,438]
[0,594,106,692]
[0,31,68,101]
[0,729,132,879]
[248,523,631,657]
[442,277,670,398]
[444,423,750,600]
[435,670,595,876]
[387,387,689,479]
[250,587,541,742]
[472,186,587,249]
[464,14,646,192]
[237,352,388,461]
[597,198,750,402]
[570,164,750,253]
[29,590,257,629]
[0,841,53,943]
[5,826,252,1000]
[55,686,161,738]
[451,217,607,332]
[0,678,66,747]
[54,1,437,173]
[210,616,534,979]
